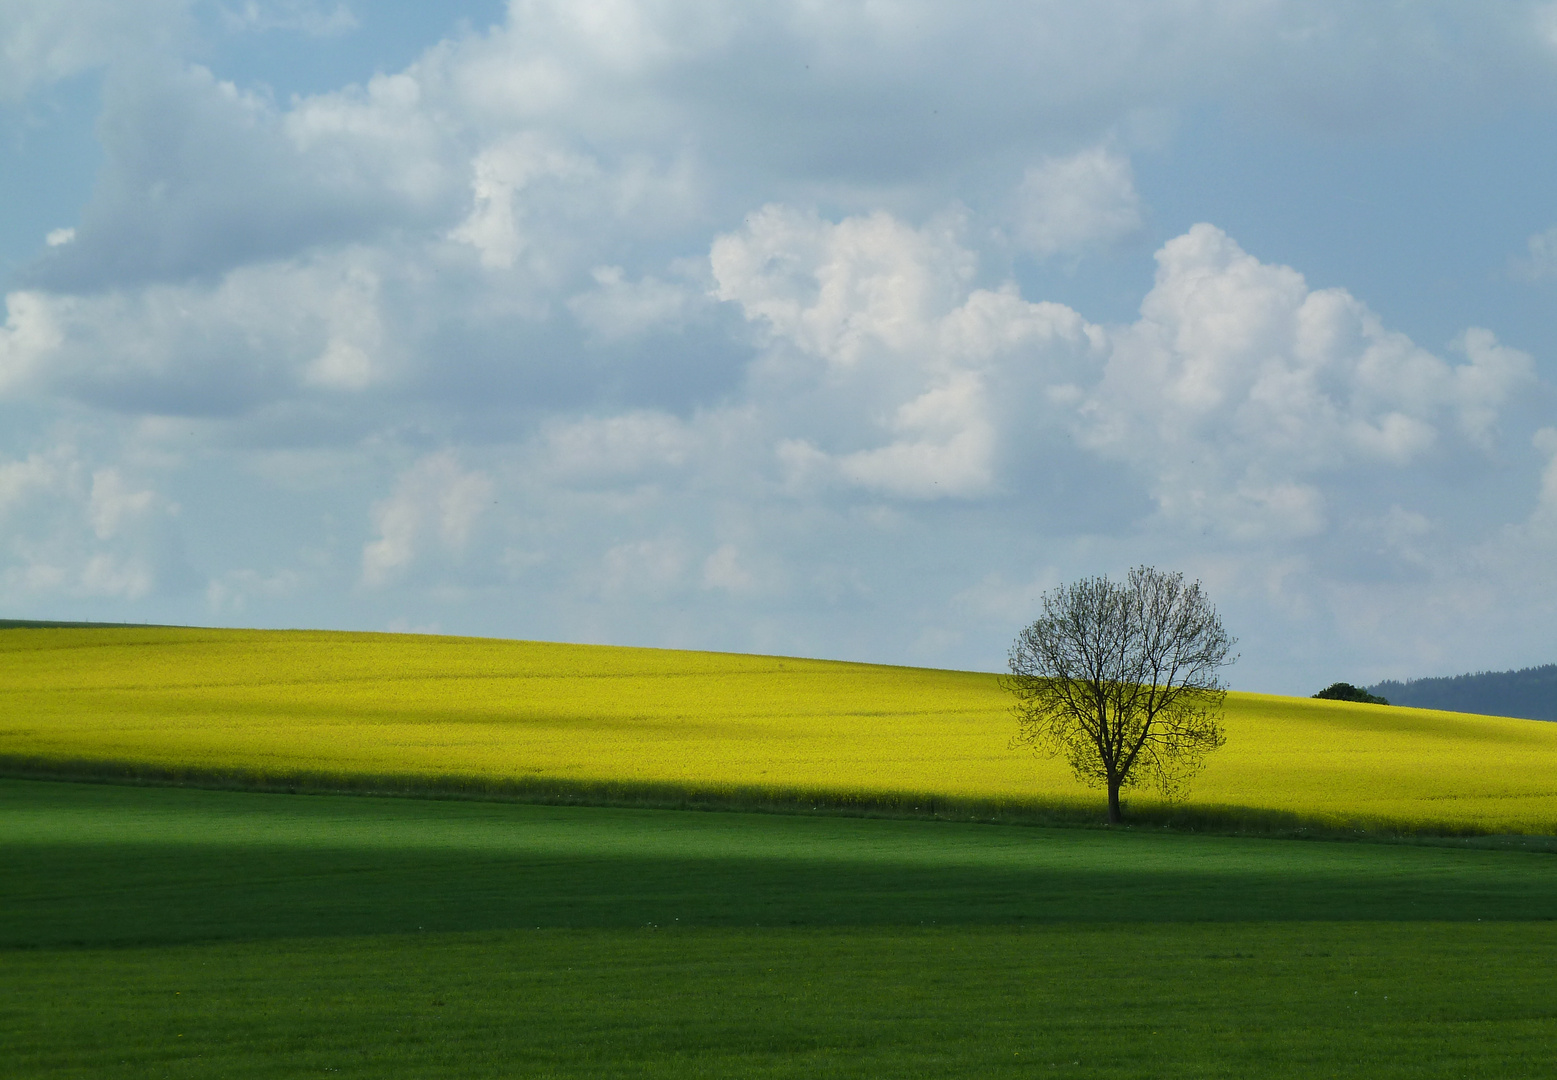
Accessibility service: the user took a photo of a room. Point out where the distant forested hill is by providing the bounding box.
[1369,665,1557,722]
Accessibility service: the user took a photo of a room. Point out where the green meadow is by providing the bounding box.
[4,778,1557,1078]
[3,624,1556,1076]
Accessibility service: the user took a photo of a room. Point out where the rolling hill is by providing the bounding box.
[4,624,1555,835]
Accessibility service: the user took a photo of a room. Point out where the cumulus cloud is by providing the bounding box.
[0,292,64,393]
[1519,226,1557,279]
[1074,224,1535,539]
[713,205,996,498]
[1526,427,1557,537]
[713,205,1101,499]
[0,442,185,604]
[2,0,1555,689]
[362,452,494,586]
[26,62,459,291]
[0,0,189,101]
[536,410,699,482]
[75,553,155,599]
[1012,145,1143,257]
[716,205,1108,501]
[10,1,1551,432]
[1451,328,1536,447]
[0,448,67,516]
[30,1,1556,293]
[594,537,686,599]
[449,133,599,271]
[219,1,358,37]
[205,567,304,614]
[2,248,394,415]
[567,266,698,341]
[701,543,755,593]
[87,469,164,540]
[833,374,998,499]
[712,205,976,367]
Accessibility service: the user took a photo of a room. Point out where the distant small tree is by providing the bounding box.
[1004,567,1236,824]
[1313,683,1389,706]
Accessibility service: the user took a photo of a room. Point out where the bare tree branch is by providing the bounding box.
[1002,567,1236,823]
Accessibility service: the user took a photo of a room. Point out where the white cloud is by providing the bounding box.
[87,469,162,540]
[219,1,358,37]
[1073,224,1535,539]
[1528,427,1557,537]
[449,133,598,271]
[714,205,1102,500]
[0,441,184,605]
[0,450,65,515]
[77,553,154,599]
[362,452,494,586]
[712,205,974,368]
[0,292,64,394]
[595,537,686,598]
[567,266,696,341]
[834,373,998,499]
[3,249,395,414]
[937,283,1105,362]
[205,567,303,613]
[301,264,384,391]
[1012,145,1143,257]
[280,70,453,210]
[28,62,461,290]
[700,543,754,593]
[1451,328,1535,447]
[0,0,189,101]
[1521,227,1557,279]
[10,2,1545,437]
[538,410,699,481]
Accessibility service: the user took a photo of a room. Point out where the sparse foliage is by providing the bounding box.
[1004,567,1236,823]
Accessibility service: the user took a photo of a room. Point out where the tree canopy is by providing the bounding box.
[1313,683,1389,706]
[1005,567,1236,823]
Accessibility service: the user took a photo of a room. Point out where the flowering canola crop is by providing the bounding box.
[3,626,1554,833]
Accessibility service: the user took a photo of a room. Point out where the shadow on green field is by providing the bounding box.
[5,779,1557,1079]
[4,778,1554,949]
[11,754,1550,842]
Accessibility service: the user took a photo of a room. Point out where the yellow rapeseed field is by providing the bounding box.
[2,626,1555,833]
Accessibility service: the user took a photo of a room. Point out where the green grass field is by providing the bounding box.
[4,778,1556,1078]
[4,625,1557,833]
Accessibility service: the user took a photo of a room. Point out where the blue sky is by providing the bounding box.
[3,1,1556,692]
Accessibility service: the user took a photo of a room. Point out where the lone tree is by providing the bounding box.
[1004,566,1236,823]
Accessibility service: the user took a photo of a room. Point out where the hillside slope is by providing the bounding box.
[3,625,1555,834]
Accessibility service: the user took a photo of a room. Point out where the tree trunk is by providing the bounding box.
[1107,783,1122,824]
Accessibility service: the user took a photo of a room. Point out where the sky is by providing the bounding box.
[2,0,1556,693]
